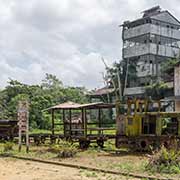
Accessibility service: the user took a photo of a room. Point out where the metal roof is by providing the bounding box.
[47,101,81,110]
[89,87,115,96]
[46,101,115,110]
[121,7,180,27]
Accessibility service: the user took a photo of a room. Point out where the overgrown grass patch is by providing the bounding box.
[146,146,180,174]
[3,141,14,152]
[48,140,78,158]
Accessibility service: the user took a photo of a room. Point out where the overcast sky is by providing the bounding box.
[0,0,180,89]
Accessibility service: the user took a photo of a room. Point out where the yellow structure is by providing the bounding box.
[116,99,180,150]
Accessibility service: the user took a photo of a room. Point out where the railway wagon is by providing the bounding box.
[116,99,180,151]
[46,101,116,149]
[0,120,18,140]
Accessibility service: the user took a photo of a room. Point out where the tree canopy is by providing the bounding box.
[0,74,88,130]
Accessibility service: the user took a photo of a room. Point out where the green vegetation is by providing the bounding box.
[161,58,180,77]
[144,58,179,99]
[0,142,179,179]
[104,60,137,97]
[146,146,180,174]
[145,82,172,99]
[0,73,88,130]
[3,142,14,152]
[48,140,78,158]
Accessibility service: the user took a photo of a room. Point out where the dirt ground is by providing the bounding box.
[0,157,140,180]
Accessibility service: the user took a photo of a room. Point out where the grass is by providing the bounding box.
[30,129,51,134]
[0,141,179,179]
[146,146,180,174]
[30,129,64,135]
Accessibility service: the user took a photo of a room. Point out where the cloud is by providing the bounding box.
[0,0,180,89]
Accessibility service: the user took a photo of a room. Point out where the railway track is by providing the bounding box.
[8,155,177,180]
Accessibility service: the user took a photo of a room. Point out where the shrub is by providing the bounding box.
[145,82,172,99]
[146,146,180,174]
[49,140,77,158]
[3,142,14,152]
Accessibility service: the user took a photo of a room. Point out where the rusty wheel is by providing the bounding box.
[79,140,90,149]
[97,139,104,148]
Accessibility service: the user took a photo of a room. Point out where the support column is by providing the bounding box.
[178,117,180,136]
[98,108,101,135]
[69,109,72,136]
[52,109,55,136]
[62,109,65,136]
[98,109,101,127]
[81,109,84,135]
[84,109,87,138]
[156,116,162,136]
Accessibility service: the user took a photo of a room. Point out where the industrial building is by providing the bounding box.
[90,6,180,111]
[122,6,180,96]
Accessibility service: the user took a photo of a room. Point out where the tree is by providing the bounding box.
[104,60,137,98]
[0,74,88,130]
[161,58,180,82]
[145,82,171,99]
[41,73,63,90]
[145,58,179,99]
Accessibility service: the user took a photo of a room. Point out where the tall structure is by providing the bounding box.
[122,6,180,96]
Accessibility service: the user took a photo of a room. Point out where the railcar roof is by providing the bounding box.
[45,101,115,111]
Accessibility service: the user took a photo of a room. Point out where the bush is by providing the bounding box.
[146,146,180,174]
[49,140,77,158]
[145,82,172,99]
[3,142,14,152]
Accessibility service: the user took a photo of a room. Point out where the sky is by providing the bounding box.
[0,0,180,89]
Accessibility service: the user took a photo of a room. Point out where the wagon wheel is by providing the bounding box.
[40,136,46,144]
[9,136,14,142]
[138,140,150,151]
[34,137,40,145]
[79,140,90,149]
[151,140,160,151]
[97,139,104,148]
[50,136,56,144]
[163,140,171,148]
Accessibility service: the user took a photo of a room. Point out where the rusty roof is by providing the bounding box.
[89,87,115,96]
[48,101,81,110]
[45,101,115,110]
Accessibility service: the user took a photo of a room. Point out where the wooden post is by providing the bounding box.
[69,109,72,136]
[52,109,55,136]
[26,110,29,153]
[18,101,29,153]
[84,109,87,138]
[81,108,84,135]
[18,127,22,152]
[156,116,162,136]
[98,108,101,135]
[178,117,180,136]
[98,108,101,128]
[62,109,65,137]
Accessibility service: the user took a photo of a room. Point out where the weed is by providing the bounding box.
[49,140,78,158]
[3,142,14,152]
[84,171,98,178]
[146,146,180,174]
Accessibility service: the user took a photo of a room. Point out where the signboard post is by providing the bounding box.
[18,101,29,153]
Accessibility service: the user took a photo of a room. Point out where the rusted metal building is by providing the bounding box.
[122,6,180,96]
